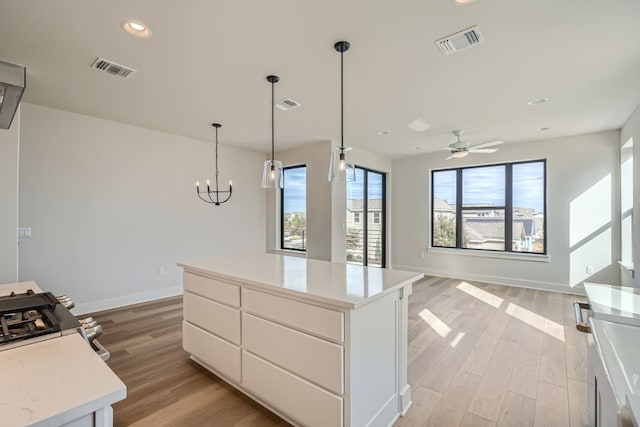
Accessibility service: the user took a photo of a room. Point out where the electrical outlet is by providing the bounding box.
[18,227,31,238]
[420,251,425,259]
[159,267,166,276]
[586,265,594,274]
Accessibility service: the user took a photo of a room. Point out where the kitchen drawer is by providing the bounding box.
[183,272,240,308]
[183,321,241,382]
[243,351,343,427]
[243,288,344,342]
[243,313,344,395]
[184,292,240,345]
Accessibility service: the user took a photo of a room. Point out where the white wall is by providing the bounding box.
[18,103,265,313]
[265,141,391,263]
[0,108,20,283]
[391,130,621,293]
[621,104,640,286]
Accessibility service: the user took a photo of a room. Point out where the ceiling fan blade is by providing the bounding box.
[445,154,455,160]
[440,147,453,150]
[470,140,504,149]
[469,148,498,154]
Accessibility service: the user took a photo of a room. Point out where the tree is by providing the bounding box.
[284,213,306,238]
[346,228,361,260]
[433,214,456,247]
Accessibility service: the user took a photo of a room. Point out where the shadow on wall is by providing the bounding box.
[569,173,617,287]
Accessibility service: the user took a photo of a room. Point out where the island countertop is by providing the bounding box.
[178,253,423,309]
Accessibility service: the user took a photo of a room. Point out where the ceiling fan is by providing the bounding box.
[441,130,503,160]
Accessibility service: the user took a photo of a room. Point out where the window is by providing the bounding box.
[281,165,306,251]
[347,167,386,267]
[431,160,546,254]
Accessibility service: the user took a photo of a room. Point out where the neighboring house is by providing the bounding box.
[346,199,383,262]
[433,198,545,252]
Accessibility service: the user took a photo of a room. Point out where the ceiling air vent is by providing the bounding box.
[91,57,137,79]
[435,25,484,55]
[275,98,301,111]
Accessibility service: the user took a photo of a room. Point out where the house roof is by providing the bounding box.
[347,198,382,212]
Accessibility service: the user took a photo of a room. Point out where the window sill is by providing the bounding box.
[272,249,307,258]
[427,247,550,263]
[618,260,635,272]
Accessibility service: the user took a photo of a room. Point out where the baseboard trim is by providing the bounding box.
[392,264,586,296]
[72,285,183,315]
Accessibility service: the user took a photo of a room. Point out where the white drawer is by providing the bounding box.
[183,272,240,308]
[243,313,344,395]
[243,288,344,342]
[242,351,343,427]
[183,321,241,382]
[184,292,240,345]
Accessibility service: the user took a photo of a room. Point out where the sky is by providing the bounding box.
[283,167,307,214]
[433,162,545,212]
[283,167,384,213]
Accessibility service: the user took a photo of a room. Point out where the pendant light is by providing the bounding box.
[328,41,356,182]
[195,123,232,205]
[261,75,284,189]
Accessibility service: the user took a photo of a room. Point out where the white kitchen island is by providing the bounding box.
[178,254,423,427]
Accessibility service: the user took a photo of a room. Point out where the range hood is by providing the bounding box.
[0,60,26,130]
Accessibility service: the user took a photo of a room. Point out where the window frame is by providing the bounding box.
[280,164,307,252]
[431,159,547,255]
[353,212,361,224]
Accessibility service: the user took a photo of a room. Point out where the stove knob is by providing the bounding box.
[57,296,75,310]
[84,326,103,341]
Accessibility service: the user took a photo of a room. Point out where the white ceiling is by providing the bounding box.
[1,0,639,158]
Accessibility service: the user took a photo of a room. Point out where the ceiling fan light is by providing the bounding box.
[451,151,469,158]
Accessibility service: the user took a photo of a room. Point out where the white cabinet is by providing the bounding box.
[589,339,619,427]
[180,255,422,427]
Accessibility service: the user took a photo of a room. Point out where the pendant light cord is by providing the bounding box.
[214,125,219,200]
[340,49,344,152]
[271,80,275,163]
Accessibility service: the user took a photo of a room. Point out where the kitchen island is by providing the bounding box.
[0,281,126,427]
[178,254,423,427]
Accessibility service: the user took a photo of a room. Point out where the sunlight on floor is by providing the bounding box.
[418,308,451,338]
[450,331,465,348]
[505,302,565,342]
[456,281,504,308]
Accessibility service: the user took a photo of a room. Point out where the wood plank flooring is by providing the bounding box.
[89,277,589,426]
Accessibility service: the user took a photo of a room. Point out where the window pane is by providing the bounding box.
[512,161,545,253]
[367,171,384,267]
[462,165,505,207]
[346,169,365,264]
[463,210,505,250]
[432,170,457,247]
[282,166,306,250]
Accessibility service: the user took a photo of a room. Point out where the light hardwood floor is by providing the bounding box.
[90,277,589,426]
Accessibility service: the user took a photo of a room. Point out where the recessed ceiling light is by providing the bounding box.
[538,127,550,131]
[377,130,389,136]
[453,0,476,4]
[412,147,422,151]
[122,20,152,38]
[528,97,548,106]
[408,118,430,132]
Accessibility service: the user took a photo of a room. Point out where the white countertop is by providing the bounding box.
[584,282,640,326]
[590,318,640,425]
[0,281,126,426]
[178,254,424,309]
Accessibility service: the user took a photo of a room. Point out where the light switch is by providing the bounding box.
[18,227,31,238]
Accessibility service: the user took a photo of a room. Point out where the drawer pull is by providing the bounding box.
[573,301,591,333]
